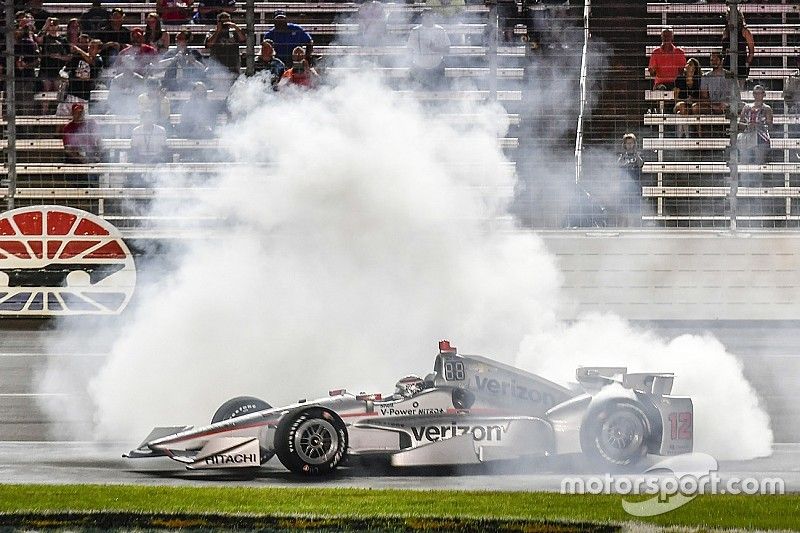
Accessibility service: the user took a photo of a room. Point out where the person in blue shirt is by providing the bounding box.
[261,11,313,66]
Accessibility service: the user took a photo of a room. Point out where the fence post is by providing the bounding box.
[245,0,255,76]
[4,0,17,211]
[728,0,739,230]
[487,1,498,102]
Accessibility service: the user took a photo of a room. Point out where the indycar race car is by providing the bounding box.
[125,341,693,475]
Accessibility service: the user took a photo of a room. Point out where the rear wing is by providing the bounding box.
[577,367,675,396]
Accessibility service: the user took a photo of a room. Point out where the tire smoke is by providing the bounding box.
[516,314,773,459]
[39,72,771,462]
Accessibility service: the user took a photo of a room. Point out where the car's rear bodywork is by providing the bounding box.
[126,341,693,473]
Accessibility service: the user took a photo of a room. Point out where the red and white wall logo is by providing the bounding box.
[0,206,136,315]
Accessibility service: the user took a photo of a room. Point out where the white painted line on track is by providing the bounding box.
[0,393,71,397]
[0,353,106,357]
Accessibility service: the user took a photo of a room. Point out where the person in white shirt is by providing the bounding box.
[131,112,168,163]
[406,9,450,88]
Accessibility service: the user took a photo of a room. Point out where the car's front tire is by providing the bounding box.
[581,400,649,468]
[275,408,347,475]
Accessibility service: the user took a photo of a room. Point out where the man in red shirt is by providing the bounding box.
[119,27,158,74]
[278,46,319,89]
[648,28,686,90]
[62,103,101,163]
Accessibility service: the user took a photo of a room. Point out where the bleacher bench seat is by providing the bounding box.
[1,137,520,151]
[642,162,800,174]
[647,25,800,37]
[648,3,800,15]
[643,138,800,150]
[644,114,800,126]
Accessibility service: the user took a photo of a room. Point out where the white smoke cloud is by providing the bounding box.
[38,69,772,462]
[85,73,562,437]
[515,314,773,459]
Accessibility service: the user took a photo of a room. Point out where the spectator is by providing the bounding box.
[80,1,110,37]
[138,78,172,130]
[157,0,195,25]
[107,56,146,116]
[204,12,246,75]
[407,9,450,88]
[252,40,285,88]
[495,0,518,43]
[23,0,52,31]
[144,12,170,53]
[130,112,168,164]
[427,0,465,25]
[161,30,207,91]
[58,35,103,115]
[14,14,40,115]
[616,133,645,225]
[97,7,130,66]
[36,17,70,114]
[673,58,702,138]
[738,84,773,184]
[178,82,216,139]
[721,6,754,89]
[698,50,738,116]
[119,28,159,74]
[278,46,320,89]
[195,0,237,25]
[62,103,101,163]
[648,28,686,90]
[15,11,37,36]
[357,0,387,47]
[65,18,82,47]
[262,11,313,67]
[784,55,800,160]
[618,133,644,182]
[785,55,800,115]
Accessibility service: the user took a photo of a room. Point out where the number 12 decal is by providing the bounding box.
[668,412,693,440]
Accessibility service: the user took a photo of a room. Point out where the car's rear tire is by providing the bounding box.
[212,396,273,464]
[275,408,348,476]
[581,400,649,468]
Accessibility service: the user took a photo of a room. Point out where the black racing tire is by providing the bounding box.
[275,408,348,476]
[212,396,271,423]
[212,396,273,464]
[580,400,649,468]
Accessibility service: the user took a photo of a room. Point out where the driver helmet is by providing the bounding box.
[395,375,424,399]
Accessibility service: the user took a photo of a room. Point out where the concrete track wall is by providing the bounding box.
[2,231,799,442]
[541,231,800,321]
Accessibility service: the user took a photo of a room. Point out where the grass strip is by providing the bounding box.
[0,511,618,532]
[0,485,797,531]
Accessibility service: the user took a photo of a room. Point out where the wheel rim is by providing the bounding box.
[599,411,644,460]
[294,418,339,465]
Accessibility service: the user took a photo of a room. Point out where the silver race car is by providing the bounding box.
[125,341,693,475]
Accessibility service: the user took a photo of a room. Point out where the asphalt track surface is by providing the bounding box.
[1,442,799,492]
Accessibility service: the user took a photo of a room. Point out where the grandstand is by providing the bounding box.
[2,1,799,230]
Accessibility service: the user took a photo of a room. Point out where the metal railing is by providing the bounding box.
[3,1,798,230]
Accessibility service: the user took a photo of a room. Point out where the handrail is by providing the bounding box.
[574,0,591,184]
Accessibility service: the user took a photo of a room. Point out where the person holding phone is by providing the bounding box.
[36,17,70,113]
[204,12,246,75]
[14,13,40,114]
